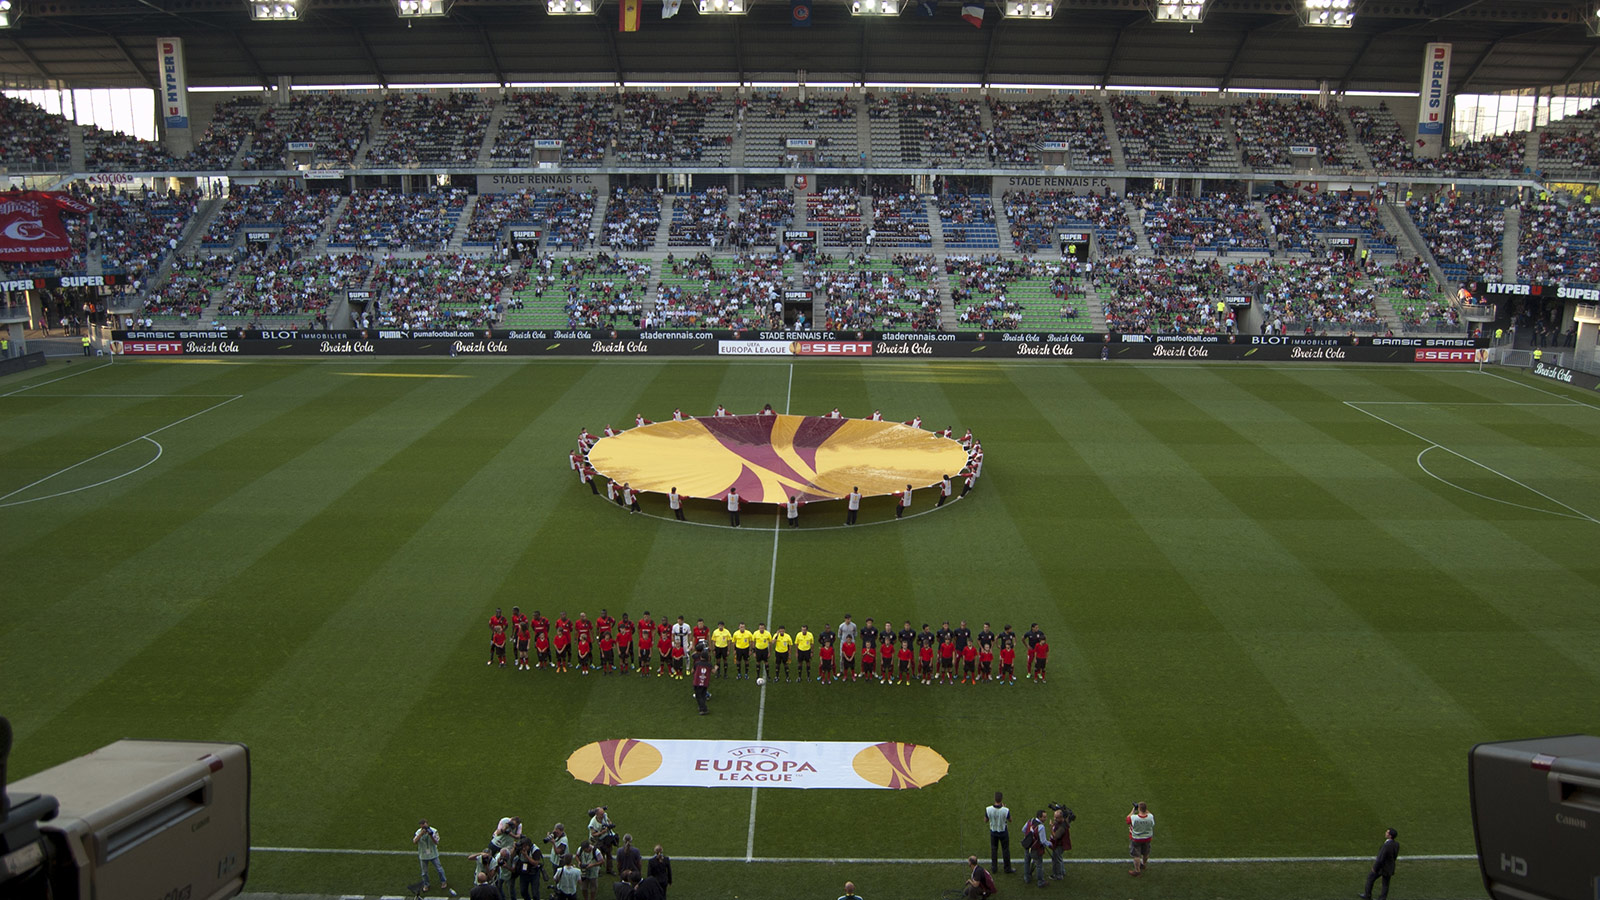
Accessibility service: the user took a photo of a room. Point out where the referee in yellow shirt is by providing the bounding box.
[773,627,794,681]
[752,623,773,682]
[794,626,815,681]
[732,622,754,679]
[712,621,733,678]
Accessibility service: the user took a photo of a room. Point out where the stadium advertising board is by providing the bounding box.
[112,330,1486,362]
[477,173,604,193]
[157,38,189,129]
[509,228,543,242]
[993,175,1120,196]
[1477,280,1600,302]
[565,739,949,790]
[244,230,275,243]
[303,171,344,180]
[1416,43,1452,158]
[786,139,819,149]
[286,141,315,152]
[3,274,127,291]
[1532,360,1600,391]
[534,139,565,149]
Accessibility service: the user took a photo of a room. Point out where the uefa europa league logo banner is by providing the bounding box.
[567,739,950,789]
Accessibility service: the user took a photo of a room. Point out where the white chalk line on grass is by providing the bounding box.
[746,361,793,862]
[1474,367,1600,409]
[249,846,1476,864]
[0,360,114,396]
[0,394,242,510]
[1345,401,1600,525]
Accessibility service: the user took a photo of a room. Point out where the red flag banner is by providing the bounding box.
[0,191,93,262]
[619,0,642,31]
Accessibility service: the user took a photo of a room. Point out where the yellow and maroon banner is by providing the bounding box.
[619,0,642,31]
[585,414,969,504]
[568,739,950,789]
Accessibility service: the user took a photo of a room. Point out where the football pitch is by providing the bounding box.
[3,356,1598,900]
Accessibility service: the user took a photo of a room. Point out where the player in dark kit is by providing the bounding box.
[860,617,879,652]
[977,622,995,650]
[1024,623,1044,677]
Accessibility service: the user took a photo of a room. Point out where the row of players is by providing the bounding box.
[488,610,1051,684]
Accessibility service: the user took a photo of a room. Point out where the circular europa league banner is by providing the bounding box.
[566,738,950,790]
[586,414,970,504]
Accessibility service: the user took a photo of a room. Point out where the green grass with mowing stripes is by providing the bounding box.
[2,357,1596,900]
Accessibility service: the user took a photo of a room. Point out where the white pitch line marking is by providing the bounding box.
[1345,400,1600,525]
[0,360,114,396]
[249,846,1478,864]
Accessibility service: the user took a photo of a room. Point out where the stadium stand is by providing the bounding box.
[1346,102,1418,172]
[948,254,1095,332]
[817,254,940,331]
[94,187,200,285]
[1407,193,1506,281]
[328,187,468,251]
[603,187,663,251]
[241,94,376,170]
[1257,258,1385,333]
[1534,105,1600,178]
[808,187,865,249]
[613,93,733,166]
[748,92,859,167]
[868,190,932,249]
[652,252,786,330]
[1135,192,1269,254]
[223,251,371,326]
[987,96,1113,169]
[729,189,795,249]
[667,188,732,248]
[202,184,339,253]
[877,94,988,168]
[503,254,651,329]
[464,189,595,249]
[0,94,72,171]
[1231,98,1362,173]
[1262,190,1395,253]
[1096,256,1252,334]
[937,192,1001,251]
[182,96,263,170]
[1003,190,1135,255]
[1517,197,1600,285]
[365,92,492,166]
[83,123,176,172]
[1110,96,1237,171]
[1378,257,1461,331]
[491,91,613,165]
[371,254,513,329]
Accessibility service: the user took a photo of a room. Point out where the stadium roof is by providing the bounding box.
[2,0,1598,95]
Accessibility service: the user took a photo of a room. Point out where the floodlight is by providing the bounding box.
[1300,0,1353,27]
[1152,0,1205,23]
[851,0,901,14]
[1000,0,1053,17]
[699,0,747,13]
[396,0,449,16]
[546,0,595,13]
[1588,4,1600,37]
[249,0,301,20]
[0,0,18,28]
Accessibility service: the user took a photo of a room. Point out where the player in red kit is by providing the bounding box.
[693,618,710,649]
[554,613,573,642]
[534,631,551,668]
[637,615,656,676]
[574,612,593,645]
[576,634,593,675]
[596,608,615,637]
[488,608,508,665]
[656,631,672,677]
[938,638,956,684]
[553,628,571,673]
[880,640,896,684]
[514,619,531,671]
[860,638,876,681]
[918,641,935,684]
[898,641,914,685]
[615,619,634,673]
[599,631,616,675]
[670,640,686,678]
[840,639,856,681]
[491,624,508,668]
[999,644,1016,684]
[511,606,528,634]
[530,611,550,667]
[818,642,835,684]
[979,643,994,682]
[1031,639,1049,683]
[962,642,978,684]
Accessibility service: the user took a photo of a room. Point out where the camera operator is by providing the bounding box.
[544,823,570,871]
[587,807,617,875]
[1048,804,1074,881]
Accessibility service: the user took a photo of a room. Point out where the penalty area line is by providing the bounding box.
[248,846,1477,864]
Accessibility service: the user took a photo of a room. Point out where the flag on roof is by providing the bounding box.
[791,0,812,26]
[662,0,681,16]
[620,0,642,31]
[961,0,983,26]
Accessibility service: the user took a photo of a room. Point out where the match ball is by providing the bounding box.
[756,677,766,685]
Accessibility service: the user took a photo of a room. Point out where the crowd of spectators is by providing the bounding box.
[143,256,234,319]
[1262,190,1392,252]
[1094,256,1255,334]
[603,187,662,251]
[1135,192,1268,253]
[729,188,794,248]
[667,188,731,248]
[1378,257,1460,330]
[937,191,998,247]
[372,254,514,329]
[868,190,932,248]
[817,254,940,331]
[1003,190,1134,255]
[204,184,339,252]
[243,95,376,170]
[221,250,370,325]
[1231,98,1358,172]
[808,187,865,247]
[467,190,560,244]
[0,94,72,170]
[947,254,1087,330]
[82,123,176,171]
[1537,126,1600,174]
[892,95,989,168]
[987,97,1112,168]
[93,187,200,285]
[510,254,650,329]
[491,92,612,164]
[612,94,728,164]
[1517,197,1600,284]
[652,252,785,330]
[1257,258,1385,333]
[1109,96,1234,170]
[1407,192,1505,279]
[1347,102,1416,171]
[182,97,264,170]
[366,93,492,166]
[329,187,468,250]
